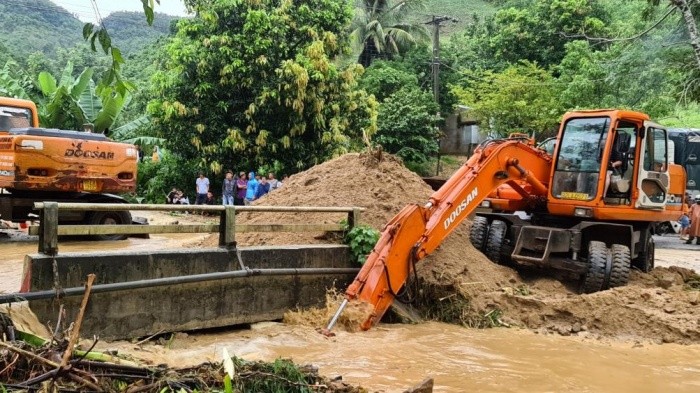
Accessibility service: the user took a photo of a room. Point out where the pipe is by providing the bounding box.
[0,267,360,304]
[325,298,349,332]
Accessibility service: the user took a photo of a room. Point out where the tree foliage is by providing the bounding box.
[149,0,377,175]
[452,62,562,137]
[376,86,440,164]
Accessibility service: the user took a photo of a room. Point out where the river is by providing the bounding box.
[100,321,700,393]
[1,227,699,392]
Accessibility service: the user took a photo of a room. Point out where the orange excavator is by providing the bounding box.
[0,97,137,239]
[325,109,685,332]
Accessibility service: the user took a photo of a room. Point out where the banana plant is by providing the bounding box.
[36,62,131,133]
[110,114,163,146]
[0,61,34,100]
[37,63,94,130]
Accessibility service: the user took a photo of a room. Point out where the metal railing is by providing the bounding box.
[32,202,364,255]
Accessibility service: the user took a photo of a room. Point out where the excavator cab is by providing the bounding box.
[0,97,38,132]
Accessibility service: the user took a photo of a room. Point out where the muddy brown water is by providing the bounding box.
[1,228,699,392]
[101,322,700,393]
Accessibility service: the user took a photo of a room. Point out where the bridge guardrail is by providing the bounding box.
[31,202,364,255]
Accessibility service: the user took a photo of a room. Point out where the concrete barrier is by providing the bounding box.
[22,245,356,340]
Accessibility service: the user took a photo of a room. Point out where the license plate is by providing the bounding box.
[83,180,98,191]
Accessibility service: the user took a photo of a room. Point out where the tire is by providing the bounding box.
[580,241,608,294]
[485,220,507,264]
[87,210,132,241]
[652,222,671,235]
[633,235,655,273]
[469,216,489,251]
[608,244,631,288]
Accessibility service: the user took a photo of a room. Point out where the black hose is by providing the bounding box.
[0,267,360,304]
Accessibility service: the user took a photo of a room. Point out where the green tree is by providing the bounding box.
[149,0,377,175]
[452,62,562,137]
[455,0,609,70]
[359,60,418,101]
[556,41,677,118]
[351,0,428,67]
[376,86,440,166]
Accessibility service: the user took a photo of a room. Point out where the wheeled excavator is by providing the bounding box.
[325,109,685,332]
[0,97,137,239]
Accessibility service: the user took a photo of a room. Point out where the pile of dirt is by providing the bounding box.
[190,152,699,344]
[418,236,700,343]
[194,152,434,247]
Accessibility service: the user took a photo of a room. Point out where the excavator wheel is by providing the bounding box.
[608,244,631,288]
[485,220,508,264]
[87,210,132,241]
[633,233,655,273]
[580,241,608,294]
[469,216,489,251]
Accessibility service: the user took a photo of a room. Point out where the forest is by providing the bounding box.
[1,0,699,202]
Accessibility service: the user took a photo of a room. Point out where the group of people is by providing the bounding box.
[218,171,285,205]
[165,171,286,207]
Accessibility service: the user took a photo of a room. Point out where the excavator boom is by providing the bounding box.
[340,138,552,330]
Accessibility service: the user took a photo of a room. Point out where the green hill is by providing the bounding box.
[0,0,83,60]
[0,1,177,63]
[103,11,176,56]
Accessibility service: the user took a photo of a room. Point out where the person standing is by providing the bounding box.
[195,172,210,205]
[152,146,162,162]
[222,170,235,205]
[268,172,280,191]
[245,171,259,205]
[135,144,144,162]
[255,177,270,199]
[686,195,700,244]
[234,172,247,205]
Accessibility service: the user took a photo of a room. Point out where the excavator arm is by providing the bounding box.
[327,138,552,332]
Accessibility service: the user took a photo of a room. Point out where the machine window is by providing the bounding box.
[644,128,667,172]
[0,106,32,130]
[552,117,611,200]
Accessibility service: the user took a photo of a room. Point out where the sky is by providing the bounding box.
[50,0,189,22]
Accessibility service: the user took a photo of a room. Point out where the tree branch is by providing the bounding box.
[559,6,676,44]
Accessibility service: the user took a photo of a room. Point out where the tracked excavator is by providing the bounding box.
[326,109,685,332]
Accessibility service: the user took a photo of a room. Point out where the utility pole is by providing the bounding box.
[425,16,457,176]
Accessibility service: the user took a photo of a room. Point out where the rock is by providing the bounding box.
[663,305,676,314]
[657,273,683,289]
[403,378,434,393]
[689,292,699,306]
[557,325,572,336]
[572,322,582,333]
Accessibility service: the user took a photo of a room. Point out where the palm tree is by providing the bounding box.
[351,0,428,67]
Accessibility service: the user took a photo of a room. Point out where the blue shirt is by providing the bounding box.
[255,182,270,199]
[246,178,258,200]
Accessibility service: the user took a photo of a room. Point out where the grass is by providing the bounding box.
[414,281,508,328]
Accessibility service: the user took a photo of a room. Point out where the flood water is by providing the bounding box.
[2,231,700,392]
[105,321,700,393]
